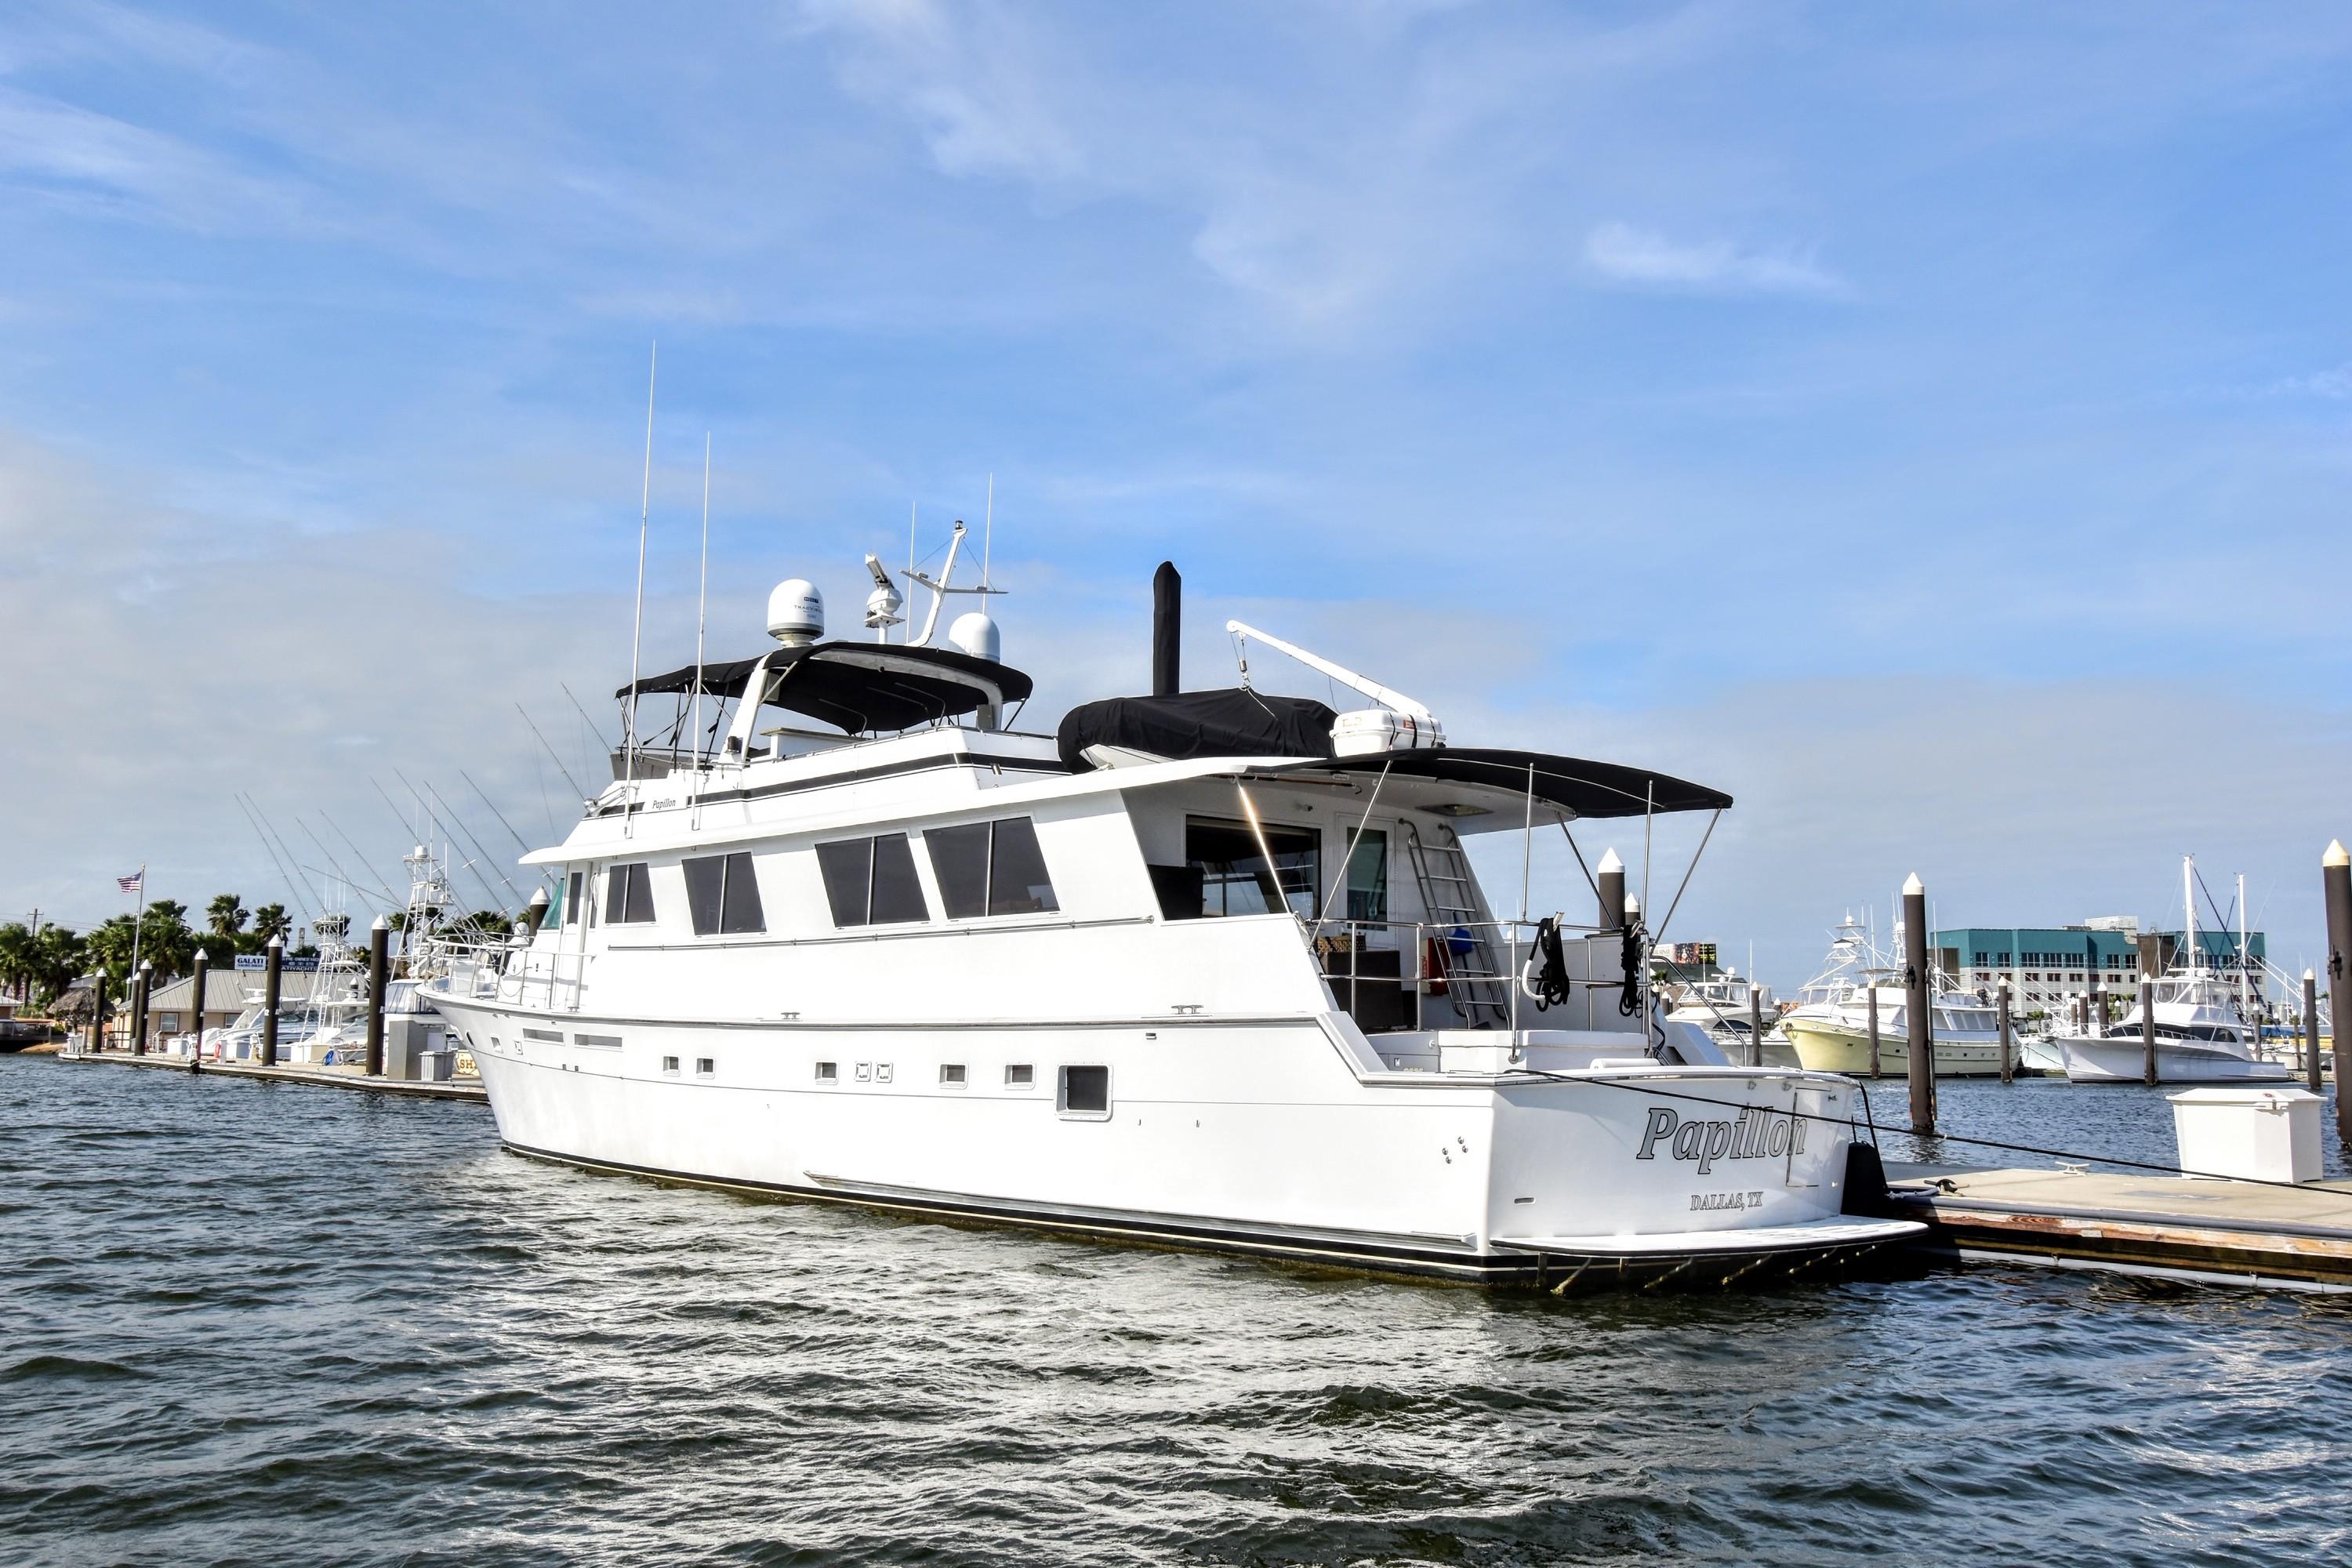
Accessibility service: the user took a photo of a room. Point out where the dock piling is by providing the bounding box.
[365,916,389,1078]
[2325,840,2352,1149]
[1998,981,2013,1084]
[1902,873,1934,1133]
[132,959,151,1056]
[188,948,209,1059]
[261,935,283,1069]
[88,974,106,1054]
[2301,967,2321,1095]
[1596,848,1625,931]
[1747,984,1762,1068]
[1867,985,1882,1079]
[2140,976,2158,1087]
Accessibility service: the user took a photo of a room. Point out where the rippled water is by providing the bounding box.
[5,1056,2350,1566]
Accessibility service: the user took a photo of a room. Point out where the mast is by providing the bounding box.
[2238,870,2250,1019]
[2183,854,2196,981]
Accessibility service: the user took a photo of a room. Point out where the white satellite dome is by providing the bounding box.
[768,579,825,644]
[947,610,1001,662]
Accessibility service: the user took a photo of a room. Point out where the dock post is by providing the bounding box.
[1596,848,1625,930]
[2086,974,2100,1040]
[2140,976,2158,1087]
[89,974,106,1054]
[2325,840,2352,1149]
[1747,984,1763,1068]
[2303,969,2321,1097]
[1152,561,1181,697]
[1867,986,1882,1079]
[1998,981,2013,1084]
[132,959,151,1056]
[1902,873,1935,1132]
[187,948,209,1058]
[365,916,390,1078]
[261,935,283,1069]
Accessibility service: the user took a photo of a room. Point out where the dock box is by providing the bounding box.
[2169,1087,2322,1185]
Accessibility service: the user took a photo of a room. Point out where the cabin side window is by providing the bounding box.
[564,869,584,927]
[925,818,1061,920]
[1345,829,1388,922]
[1182,817,1318,920]
[681,851,765,935]
[603,862,657,924]
[815,833,928,927]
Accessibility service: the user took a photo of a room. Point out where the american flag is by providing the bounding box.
[117,871,143,894]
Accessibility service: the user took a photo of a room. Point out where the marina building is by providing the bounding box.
[1929,919,2265,1018]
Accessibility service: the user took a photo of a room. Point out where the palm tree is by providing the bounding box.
[251,903,292,945]
[0,923,31,1001]
[30,926,87,1007]
[206,894,250,940]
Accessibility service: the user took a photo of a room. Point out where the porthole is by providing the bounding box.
[940,1063,967,1087]
[695,1057,715,1076]
[661,1055,680,1074]
[815,1061,837,1083]
[1005,1063,1033,1088]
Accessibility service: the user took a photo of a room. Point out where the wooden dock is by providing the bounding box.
[1884,1161,2352,1293]
[56,1048,488,1104]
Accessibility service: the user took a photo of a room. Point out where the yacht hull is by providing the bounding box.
[432,993,1920,1287]
[2062,1037,2295,1084]
[1781,1018,2007,1077]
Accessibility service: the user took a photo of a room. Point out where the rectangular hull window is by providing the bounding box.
[924,818,1060,920]
[1058,1065,1109,1119]
[815,839,873,927]
[604,862,657,924]
[683,852,765,935]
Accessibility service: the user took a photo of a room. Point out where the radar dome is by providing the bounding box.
[768,579,825,644]
[948,610,1001,662]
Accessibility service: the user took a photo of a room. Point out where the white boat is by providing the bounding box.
[2061,858,2289,1084]
[423,532,1918,1286]
[1777,916,2009,1076]
[1661,972,1788,1064]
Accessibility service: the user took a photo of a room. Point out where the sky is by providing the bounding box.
[3,0,2350,987]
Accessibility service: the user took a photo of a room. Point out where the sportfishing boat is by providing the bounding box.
[424,531,1918,1286]
[2061,858,2288,1083]
[1777,916,2007,1076]
[1660,970,1785,1064]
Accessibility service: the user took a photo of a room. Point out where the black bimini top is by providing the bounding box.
[621,641,1035,735]
[1271,747,1732,818]
[1060,689,1729,818]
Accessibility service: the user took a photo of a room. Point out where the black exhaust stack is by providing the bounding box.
[1151,561,1181,697]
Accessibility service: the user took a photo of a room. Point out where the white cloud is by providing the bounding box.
[1583,221,1846,296]
[2264,363,2352,399]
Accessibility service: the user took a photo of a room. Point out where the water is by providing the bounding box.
[5,1057,2348,1567]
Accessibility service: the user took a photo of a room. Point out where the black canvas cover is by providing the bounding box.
[1058,688,1338,771]
[1258,747,1733,818]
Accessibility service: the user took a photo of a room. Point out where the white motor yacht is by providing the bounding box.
[1777,916,2008,1076]
[2060,858,2289,1084]
[424,535,1918,1286]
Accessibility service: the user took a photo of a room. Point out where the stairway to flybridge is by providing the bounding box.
[1404,822,1512,1029]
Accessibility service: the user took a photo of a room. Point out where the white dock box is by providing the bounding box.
[2169,1087,2322,1184]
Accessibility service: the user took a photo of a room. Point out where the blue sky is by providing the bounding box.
[4,1,2350,985]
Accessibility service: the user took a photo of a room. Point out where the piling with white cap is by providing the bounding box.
[1596,848,1626,931]
[1901,873,1935,1133]
[132,958,153,1056]
[366,915,390,1078]
[188,948,209,1064]
[261,935,284,1069]
[1997,978,2013,1085]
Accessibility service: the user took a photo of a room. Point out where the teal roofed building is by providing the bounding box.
[1927,920,2264,1018]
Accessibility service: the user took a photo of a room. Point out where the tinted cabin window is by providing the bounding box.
[1345,830,1388,922]
[818,834,928,927]
[683,852,764,935]
[815,839,872,927]
[986,819,1058,916]
[604,863,656,924]
[565,870,584,927]
[927,824,989,919]
[925,818,1058,919]
[1186,818,1318,919]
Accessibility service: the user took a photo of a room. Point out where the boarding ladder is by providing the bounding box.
[1403,822,1511,1029]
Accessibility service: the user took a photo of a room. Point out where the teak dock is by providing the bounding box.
[1885,1160,2352,1293]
